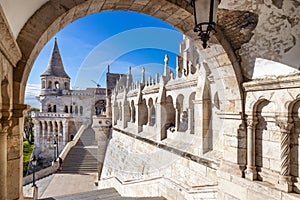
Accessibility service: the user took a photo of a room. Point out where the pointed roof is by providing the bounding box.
[41,38,70,78]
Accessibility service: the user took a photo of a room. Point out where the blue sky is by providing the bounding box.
[25,11,183,107]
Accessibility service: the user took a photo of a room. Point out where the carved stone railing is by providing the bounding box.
[32,112,72,118]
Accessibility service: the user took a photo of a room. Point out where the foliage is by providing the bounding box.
[23,107,39,144]
[23,107,39,176]
[23,141,34,177]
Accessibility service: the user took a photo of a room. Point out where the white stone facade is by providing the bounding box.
[92,37,300,200]
[32,40,107,168]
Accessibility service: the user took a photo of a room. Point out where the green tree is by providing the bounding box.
[23,107,39,144]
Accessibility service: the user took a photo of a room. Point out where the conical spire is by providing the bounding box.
[41,38,70,78]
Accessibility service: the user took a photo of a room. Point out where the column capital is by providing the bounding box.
[275,117,293,132]
[246,117,258,128]
[12,104,28,118]
[0,108,12,134]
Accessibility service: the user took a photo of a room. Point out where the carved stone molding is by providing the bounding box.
[0,4,21,66]
[275,120,294,132]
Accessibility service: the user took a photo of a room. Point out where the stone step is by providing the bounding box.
[59,127,98,174]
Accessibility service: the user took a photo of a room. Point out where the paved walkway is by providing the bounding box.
[23,172,98,198]
[40,188,165,200]
[41,173,98,198]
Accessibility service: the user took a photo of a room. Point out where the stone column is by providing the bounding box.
[47,121,51,146]
[33,120,40,145]
[187,107,194,134]
[245,117,258,180]
[92,117,111,181]
[0,119,10,200]
[147,106,152,126]
[175,108,180,131]
[7,104,27,199]
[276,118,293,192]
[42,121,47,146]
[106,96,112,118]
[63,121,69,144]
[112,103,118,125]
[58,122,63,150]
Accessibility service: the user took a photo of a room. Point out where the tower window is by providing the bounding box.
[64,105,68,113]
[55,81,60,89]
[47,104,52,112]
[80,106,83,115]
[48,81,52,89]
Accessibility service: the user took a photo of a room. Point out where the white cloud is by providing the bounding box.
[25,84,40,108]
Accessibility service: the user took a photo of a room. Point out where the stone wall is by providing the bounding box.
[99,129,219,200]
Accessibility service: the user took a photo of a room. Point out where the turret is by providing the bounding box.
[40,38,70,95]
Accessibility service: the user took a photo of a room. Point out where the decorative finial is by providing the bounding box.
[129,66,131,75]
[164,54,169,77]
[141,67,145,83]
[164,54,169,65]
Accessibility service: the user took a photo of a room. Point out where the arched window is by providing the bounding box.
[53,105,57,113]
[70,105,73,113]
[55,81,60,89]
[64,82,68,89]
[75,106,78,114]
[64,105,68,113]
[48,81,52,89]
[47,104,52,112]
[42,80,45,89]
[80,106,83,115]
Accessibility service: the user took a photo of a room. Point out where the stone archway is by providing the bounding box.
[14,0,243,106]
[5,1,245,199]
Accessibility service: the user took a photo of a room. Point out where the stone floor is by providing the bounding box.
[24,174,165,200]
[23,173,98,198]
[39,188,165,200]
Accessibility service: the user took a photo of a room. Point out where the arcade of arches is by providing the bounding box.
[0,0,299,199]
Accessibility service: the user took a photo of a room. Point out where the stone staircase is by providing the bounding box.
[40,188,166,200]
[59,127,98,174]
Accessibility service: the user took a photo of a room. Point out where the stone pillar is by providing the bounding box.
[245,117,258,180]
[7,104,27,199]
[106,96,112,118]
[58,122,63,150]
[33,120,40,145]
[112,103,118,125]
[121,102,130,129]
[42,121,46,146]
[147,106,152,126]
[175,108,180,131]
[0,119,9,200]
[63,121,69,144]
[187,107,194,134]
[92,117,111,181]
[47,121,51,146]
[276,118,293,192]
